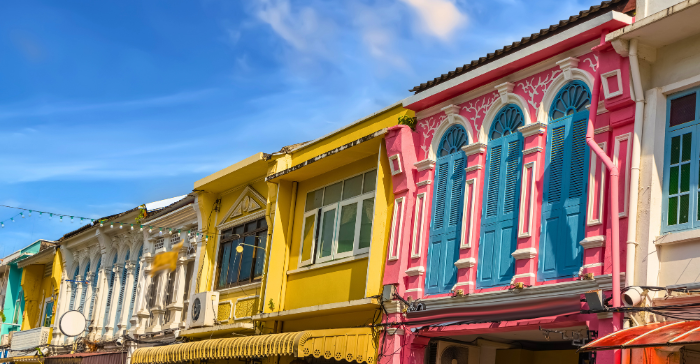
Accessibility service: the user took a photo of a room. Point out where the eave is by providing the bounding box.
[403,11,632,112]
[194,152,269,194]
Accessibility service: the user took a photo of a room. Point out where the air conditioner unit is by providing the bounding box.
[432,340,480,364]
[10,327,51,351]
[1,334,9,346]
[189,291,219,328]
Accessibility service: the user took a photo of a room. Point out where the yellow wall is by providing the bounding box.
[263,104,405,316]
[19,249,62,342]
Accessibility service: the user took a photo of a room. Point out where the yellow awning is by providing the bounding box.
[131,328,376,364]
[0,356,43,364]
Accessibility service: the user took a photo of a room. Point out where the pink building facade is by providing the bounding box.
[380,1,638,363]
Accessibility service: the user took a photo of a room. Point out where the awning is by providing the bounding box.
[131,328,376,364]
[580,321,700,351]
[0,356,43,364]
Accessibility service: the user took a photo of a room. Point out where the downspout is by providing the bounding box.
[625,39,646,288]
[587,32,623,332]
[256,181,277,330]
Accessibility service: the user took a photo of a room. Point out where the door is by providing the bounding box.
[425,125,467,295]
[477,105,524,288]
[539,81,591,280]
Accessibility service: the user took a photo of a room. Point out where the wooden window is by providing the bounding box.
[216,218,268,289]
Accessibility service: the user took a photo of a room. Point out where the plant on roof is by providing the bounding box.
[398,115,418,130]
[135,204,147,224]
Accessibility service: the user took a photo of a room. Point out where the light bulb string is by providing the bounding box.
[0,204,235,241]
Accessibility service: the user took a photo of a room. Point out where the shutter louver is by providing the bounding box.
[433,162,449,229]
[486,146,502,217]
[448,157,465,226]
[548,125,566,203]
[569,116,587,199]
[503,140,520,214]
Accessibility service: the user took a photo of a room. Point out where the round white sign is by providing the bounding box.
[59,310,87,337]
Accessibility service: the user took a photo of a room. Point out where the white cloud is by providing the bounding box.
[399,0,467,40]
[254,0,333,56]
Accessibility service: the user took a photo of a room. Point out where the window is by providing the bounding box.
[69,266,79,310]
[663,87,700,232]
[299,170,377,266]
[216,217,268,289]
[43,300,54,327]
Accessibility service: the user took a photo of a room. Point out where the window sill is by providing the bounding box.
[656,229,700,246]
[287,253,369,276]
[216,281,262,295]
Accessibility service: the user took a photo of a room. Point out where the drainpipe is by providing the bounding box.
[625,39,646,288]
[587,33,623,354]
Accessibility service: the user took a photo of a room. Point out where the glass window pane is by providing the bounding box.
[359,198,374,249]
[363,170,377,193]
[233,225,245,236]
[245,221,257,232]
[682,132,693,162]
[670,93,696,127]
[319,209,336,258]
[227,239,242,284]
[681,164,691,192]
[254,232,267,278]
[323,182,343,206]
[343,175,363,200]
[301,215,316,262]
[305,190,323,212]
[218,243,231,288]
[670,166,679,195]
[338,203,358,253]
[238,236,255,281]
[680,194,690,224]
[259,218,268,229]
[669,196,678,225]
[671,136,681,164]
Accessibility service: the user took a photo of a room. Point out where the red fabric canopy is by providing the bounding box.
[580,321,700,351]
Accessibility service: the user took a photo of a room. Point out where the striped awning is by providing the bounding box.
[131,328,376,364]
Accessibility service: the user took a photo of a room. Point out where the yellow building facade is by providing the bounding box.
[18,245,63,340]
[132,102,412,364]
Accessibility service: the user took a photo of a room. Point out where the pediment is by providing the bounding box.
[218,186,266,227]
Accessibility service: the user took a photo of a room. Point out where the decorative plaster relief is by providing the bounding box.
[405,266,425,276]
[516,69,562,111]
[388,197,405,261]
[580,235,606,249]
[518,162,537,238]
[511,248,537,260]
[414,159,435,171]
[461,92,499,139]
[454,258,476,269]
[461,178,477,249]
[388,154,403,175]
[587,143,607,226]
[601,69,624,99]
[416,114,447,160]
[614,133,632,217]
[411,193,427,258]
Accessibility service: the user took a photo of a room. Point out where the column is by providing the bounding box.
[146,271,168,333]
[184,235,203,328]
[52,278,70,343]
[133,253,153,335]
[164,256,187,329]
[82,272,95,316]
[117,261,136,332]
[103,264,123,340]
[91,266,110,341]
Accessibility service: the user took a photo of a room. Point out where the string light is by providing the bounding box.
[20,213,24,219]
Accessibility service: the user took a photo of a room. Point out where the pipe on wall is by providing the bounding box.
[625,39,646,288]
[587,31,623,364]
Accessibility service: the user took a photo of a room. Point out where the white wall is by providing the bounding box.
[638,0,687,18]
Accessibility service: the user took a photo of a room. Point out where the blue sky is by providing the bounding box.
[0,0,605,254]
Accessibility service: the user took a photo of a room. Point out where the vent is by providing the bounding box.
[43,264,52,278]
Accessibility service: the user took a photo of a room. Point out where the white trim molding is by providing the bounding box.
[454,257,476,269]
[411,193,427,258]
[416,180,432,187]
[511,248,537,260]
[465,165,483,173]
[601,69,624,99]
[522,146,543,155]
[405,266,426,277]
[613,132,632,217]
[510,273,536,284]
[594,125,611,134]
[479,89,533,143]
[462,142,487,156]
[405,288,423,293]
[217,185,266,228]
[556,57,580,81]
[388,197,406,261]
[461,178,478,249]
[232,295,259,321]
[389,154,403,175]
[580,235,606,249]
[518,122,547,138]
[414,159,436,171]
[427,105,476,161]
[587,142,606,226]
[540,66,595,124]
[518,162,537,238]
[453,281,475,290]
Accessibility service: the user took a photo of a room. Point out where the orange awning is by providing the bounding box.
[580,321,700,351]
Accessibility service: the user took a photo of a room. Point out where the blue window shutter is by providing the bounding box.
[87,258,101,327]
[539,83,590,280]
[662,124,699,232]
[426,125,468,295]
[69,267,79,310]
[126,248,142,330]
[477,105,524,288]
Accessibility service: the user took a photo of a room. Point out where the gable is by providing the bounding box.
[218,186,267,228]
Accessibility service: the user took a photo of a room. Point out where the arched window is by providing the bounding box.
[102,253,118,336]
[126,247,142,330]
[113,250,130,336]
[69,266,80,310]
[425,124,468,295]
[539,80,591,280]
[87,258,101,327]
[477,105,524,288]
[79,262,90,313]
